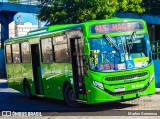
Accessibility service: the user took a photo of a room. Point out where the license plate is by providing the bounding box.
[114,87,125,92]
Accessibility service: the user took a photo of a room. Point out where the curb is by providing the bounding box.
[0,79,7,83]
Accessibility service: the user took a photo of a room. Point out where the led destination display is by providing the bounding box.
[90,22,144,34]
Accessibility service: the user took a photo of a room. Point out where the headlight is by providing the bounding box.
[93,80,104,90]
[149,73,154,83]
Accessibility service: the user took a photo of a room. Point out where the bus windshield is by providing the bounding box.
[88,34,151,72]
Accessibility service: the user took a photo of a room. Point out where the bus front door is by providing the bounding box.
[31,44,44,95]
[70,37,86,100]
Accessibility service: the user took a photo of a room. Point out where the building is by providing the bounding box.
[9,21,38,38]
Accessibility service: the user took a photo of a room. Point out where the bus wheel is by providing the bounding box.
[24,81,32,99]
[64,84,81,107]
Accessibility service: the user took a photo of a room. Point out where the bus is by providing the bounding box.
[4,18,155,107]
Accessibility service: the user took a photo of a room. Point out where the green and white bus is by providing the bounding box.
[5,18,155,107]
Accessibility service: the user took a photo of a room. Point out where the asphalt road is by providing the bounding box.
[0,79,160,117]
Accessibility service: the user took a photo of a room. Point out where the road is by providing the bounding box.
[0,79,160,118]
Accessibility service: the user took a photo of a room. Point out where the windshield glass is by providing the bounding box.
[88,34,151,72]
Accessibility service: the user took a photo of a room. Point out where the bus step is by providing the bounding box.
[36,94,44,97]
[76,99,87,104]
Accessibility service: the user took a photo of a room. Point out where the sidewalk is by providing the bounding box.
[0,79,7,83]
[156,88,160,93]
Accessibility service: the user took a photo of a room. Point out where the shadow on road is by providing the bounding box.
[0,82,8,88]
[0,81,138,115]
[0,91,138,112]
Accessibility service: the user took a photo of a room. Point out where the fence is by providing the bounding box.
[151,40,160,60]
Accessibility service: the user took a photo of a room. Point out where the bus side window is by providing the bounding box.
[5,45,12,63]
[41,38,53,63]
[12,43,21,64]
[54,44,69,62]
[21,42,31,63]
[53,35,69,63]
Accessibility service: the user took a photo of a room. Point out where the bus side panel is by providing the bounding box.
[7,63,36,95]
[12,64,23,92]
[21,64,36,95]
[41,63,73,100]
[7,64,15,89]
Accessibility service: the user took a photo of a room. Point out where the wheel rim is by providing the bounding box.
[68,88,76,102]
[64,85,81,107]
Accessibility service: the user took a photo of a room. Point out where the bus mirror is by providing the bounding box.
[84,43,90,55]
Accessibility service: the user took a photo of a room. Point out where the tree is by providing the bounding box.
[8,0,20,4]
[38,0,145,25]
[119,0,145,13]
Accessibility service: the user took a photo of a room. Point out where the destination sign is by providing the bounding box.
[90,22,144,34]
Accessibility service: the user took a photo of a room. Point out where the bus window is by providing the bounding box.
[54,44,69,62]
[53,35,69,62]
[21,42,31,63]
[53,35,67,45]
[12,44,21,63]
[41,38,53,63]
[5,45,12,63]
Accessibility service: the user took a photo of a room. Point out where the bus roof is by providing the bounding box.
[5,18,146,43]
[27,24,77,35]
[28,17,146,36]
[82,17,145,25]
[5,24,82,43]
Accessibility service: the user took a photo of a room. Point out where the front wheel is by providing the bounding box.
[64,84,81,107]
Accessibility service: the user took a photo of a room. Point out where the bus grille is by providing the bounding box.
[105,85,147,96]
[105,72,148,81]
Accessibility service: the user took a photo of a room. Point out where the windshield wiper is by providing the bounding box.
[120,36,128,60]
[120,31,136,61]
[103,34,120,52]
[131,31,136,41]
[127,31,136,48]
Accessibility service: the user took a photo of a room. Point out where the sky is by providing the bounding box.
[0,0,46,27]
[14,13,46,27]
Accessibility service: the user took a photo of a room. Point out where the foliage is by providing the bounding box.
[8,0,20,4]
[38,0,145,25]
[119,0,145,13]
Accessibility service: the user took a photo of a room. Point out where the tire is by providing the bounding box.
[64,84,81,107]
[24,80,32,99]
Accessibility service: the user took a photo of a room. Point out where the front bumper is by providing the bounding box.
[86,76,155,104]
